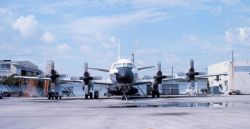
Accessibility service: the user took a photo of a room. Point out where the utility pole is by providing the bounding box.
[171,66,174,84]
[231,51,234,91]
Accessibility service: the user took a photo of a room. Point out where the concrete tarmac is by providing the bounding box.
[1,95,250,129]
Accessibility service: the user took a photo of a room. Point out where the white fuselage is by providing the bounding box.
[109,59,138,89]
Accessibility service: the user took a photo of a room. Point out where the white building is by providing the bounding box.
[162,78,208,95]
[0,60,43,80]
[207,60,250,94]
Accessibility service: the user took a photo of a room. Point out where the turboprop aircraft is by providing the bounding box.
[172,59,227,86]
[70,54,166,100]
[14,61,72,99]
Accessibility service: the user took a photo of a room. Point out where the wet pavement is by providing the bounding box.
[0,95,250,129]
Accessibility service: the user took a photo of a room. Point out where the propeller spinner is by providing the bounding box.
[186,59,199,81]
[153,62,167,84]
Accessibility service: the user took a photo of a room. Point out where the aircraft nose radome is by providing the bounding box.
[116,68,134,83]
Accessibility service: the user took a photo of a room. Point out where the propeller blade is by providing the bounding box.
[157,62,161,72]
[84,62,88,73]
[190,59,194,68]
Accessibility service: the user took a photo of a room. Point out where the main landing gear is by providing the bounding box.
[152,89,160,98]
[0,92,3,99]
[85,90,99,99]
[48,92,62,100]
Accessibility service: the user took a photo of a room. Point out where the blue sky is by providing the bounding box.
[0,0,250,77]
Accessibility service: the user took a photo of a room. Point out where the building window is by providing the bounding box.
[0,64,11,70]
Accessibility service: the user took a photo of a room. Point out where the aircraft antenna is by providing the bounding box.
[131,53,135,64]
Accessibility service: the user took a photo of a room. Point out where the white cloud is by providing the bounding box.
[69,9,166,34]
[225,27,250,45]
[41,32,54,43]
[238,27,250,42]
[56,43,71,53]
[225,30,233,43]
[184,34,231,52]
[101,36,119,48]
[132,0,190,7]
[13,15,39,37]
[80,45,92,55]
[183,34,199,45]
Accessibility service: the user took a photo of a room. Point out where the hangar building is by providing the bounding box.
[0,60,43,80]
[207,60,250,94]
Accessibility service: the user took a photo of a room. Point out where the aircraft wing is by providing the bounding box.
[163,78,186,81]
[93,80,113,85]
[89,68,109,72]
[134,79,154,85]
[137,66,155,71]
[61,79,113,85]
[195,73,228,79]
[162,73,228,81]
[14,76,51,80]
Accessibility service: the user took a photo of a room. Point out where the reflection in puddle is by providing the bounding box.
[107,102,231,108]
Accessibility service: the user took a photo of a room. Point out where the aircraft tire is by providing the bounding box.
[89,92,93,99]
[85,94,88,99]
[94,91,99,99]
[152,90,156,98]
[48,93,51,100]
[156,90,160,98]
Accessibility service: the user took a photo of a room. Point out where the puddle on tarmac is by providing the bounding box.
[106,102,231,108]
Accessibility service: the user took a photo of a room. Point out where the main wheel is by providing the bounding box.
[0,94,3,99]
[152,90,156,98]
[85,94,88,99]
[94,91,99,99]
[89,92,93,99]
[156,90,160,98]
[48,93,51,100]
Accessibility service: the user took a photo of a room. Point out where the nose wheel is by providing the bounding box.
[121,89,128,100]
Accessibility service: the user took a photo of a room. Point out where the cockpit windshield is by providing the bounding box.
[115,63,133,68]
[127,63,133,67]
[116,63,123,68]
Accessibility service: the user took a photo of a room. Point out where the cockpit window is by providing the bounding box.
[116,63,123,68]
[115,63,133,68]
[113,64,116,69]
[127,63,133,67]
